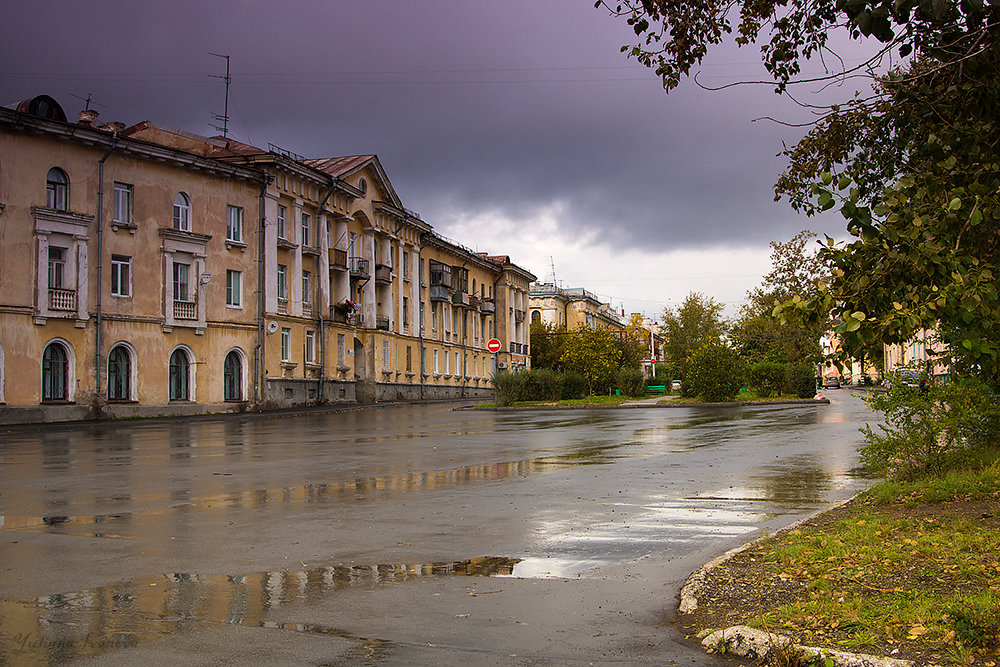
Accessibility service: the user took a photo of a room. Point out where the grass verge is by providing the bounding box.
[686,456,1000,665]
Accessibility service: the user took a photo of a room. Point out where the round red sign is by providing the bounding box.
[487,338,502,353]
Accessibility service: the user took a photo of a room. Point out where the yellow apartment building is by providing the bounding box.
[527,283,625,332]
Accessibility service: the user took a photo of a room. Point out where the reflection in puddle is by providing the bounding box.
[0,557,520,665]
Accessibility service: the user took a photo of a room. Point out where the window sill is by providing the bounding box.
[40,400,75,405]
[305,362,321,369]
[111,222,137,234]
[280,361,297,370]
[226,304,242,310]
[277,238,297,250]
[225,240,248,251]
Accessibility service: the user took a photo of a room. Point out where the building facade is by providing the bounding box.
[0,95,535,423]
[527,283,625,332]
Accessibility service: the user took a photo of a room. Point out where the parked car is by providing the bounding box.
[671,380,682,391]
[824,376,840,389]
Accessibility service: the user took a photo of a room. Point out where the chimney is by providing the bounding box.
[98,121,126,135]
[78,109,99,127]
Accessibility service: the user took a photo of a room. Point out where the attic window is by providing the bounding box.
[359,178,368,194]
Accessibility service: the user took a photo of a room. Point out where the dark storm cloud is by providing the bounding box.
[1,0,837,253]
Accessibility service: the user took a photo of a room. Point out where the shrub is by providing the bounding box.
[647,363,675,388]
[617,367,646,397]
[491,371,526,406]
[861,377,1000,480]
[748,362,786,398]
[521,368,563,401]
[685,342,745,402]
[561,371,588,400]
[786,364,817,399]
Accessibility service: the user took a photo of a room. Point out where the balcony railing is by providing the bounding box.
[451,291,470,307]
[347,312,364,327]
[349,256,370,278]
[376,315,390,331]
[509,342,529,355]
[479,299,495,314]
[429,285,451,302]
[330,248,348,270]
[468,295,480,310]
[514,309,525,323]
[174,300,197,320]
[374,263,393,284]
[48,288,76,311]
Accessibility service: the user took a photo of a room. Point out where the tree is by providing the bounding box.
[685,341,746,402]
[530,320,568,370]
[616,313,650,369]
[730,231,825,364]
[599,0,1000,385]
[559,326,621,395]
[661,292,727,363]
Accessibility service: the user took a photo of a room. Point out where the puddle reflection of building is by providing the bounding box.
[0,557,520,663]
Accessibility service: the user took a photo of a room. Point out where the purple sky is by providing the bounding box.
[1,0,870,318]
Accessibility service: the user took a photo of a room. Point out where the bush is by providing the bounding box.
[521,368,563,401]
[491,371,526,406]
[617,367,646,397]
[561,371,588,400]
[861,377,1000,480]
[748,362,786,398]
[685,342,745,402]
[647,363,675,387]
[786,364,817,399]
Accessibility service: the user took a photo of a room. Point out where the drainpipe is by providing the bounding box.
[94,137,119,395]
[315,181,337,402]
[417,233,431,400]
[254,175,272,405]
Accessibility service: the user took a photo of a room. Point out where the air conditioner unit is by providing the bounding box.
[497,362,507,369]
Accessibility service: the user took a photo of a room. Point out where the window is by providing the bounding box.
[305,331,316,363]
[226,205,243,243]
[226,270,242,307]
[111,255,131,297]
[359,177,368,194]
[382,340,390,370]
[107,345,131,401]
[224,350,243,401]
[46,168,68,210]
[431,303,437,332]
[301,212,311,247]
[455,352,460,376]
[277,204,287,239]
[302,271,311,305]
[406,346,412,372]
[281,328,291,361]
[172,262,191,302]
[168,348,190,400]
[42,342,69,401]
[402,251,410,280]
[337,334,346,365]
[48,247,66,289]
[277,265,287,300]
[173,193,191,231]
[113,182,133,225]
[444,349,449,374]
[402,297,409,327]
[433,349,439,374]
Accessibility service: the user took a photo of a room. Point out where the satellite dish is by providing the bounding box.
[266,321,278,334]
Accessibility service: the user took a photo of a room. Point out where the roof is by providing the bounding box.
[304,155,376,178]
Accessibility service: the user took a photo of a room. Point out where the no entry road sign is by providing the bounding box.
[487,338,502,353]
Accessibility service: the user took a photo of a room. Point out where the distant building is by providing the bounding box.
[0,95,534,423]
[527,283,624,332]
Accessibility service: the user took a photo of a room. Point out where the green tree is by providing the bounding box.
[730,231,825,364]
[559,326,621,395]
[616,313,649,369]
[685,341,746,402]
[661,292,727,363]
[530,320,567,370]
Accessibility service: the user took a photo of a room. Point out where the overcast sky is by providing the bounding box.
[2,0,872,319]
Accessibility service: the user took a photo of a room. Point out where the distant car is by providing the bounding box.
[824,376,840,389]
[671,380,682,391]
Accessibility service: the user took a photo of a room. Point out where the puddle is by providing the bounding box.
[0,556,520,664]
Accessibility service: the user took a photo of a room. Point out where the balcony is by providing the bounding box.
[374,263,393,284]
[514,308,525,323]
[329,305,347,324]
[347,312,364,327]
[468,295,480,310]
[429,285,451,302]
[349,256,370,279]
[329,248,348,270]
[174,300,197,320]
[451,291,470,308]
[376,315,390,331]
[48,288,76,312]
[479,299,495,314]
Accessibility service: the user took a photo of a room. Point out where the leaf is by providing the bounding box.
[948,197,962,211]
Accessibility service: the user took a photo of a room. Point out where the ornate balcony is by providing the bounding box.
[174,300,197,320]
[48,288,76,311]
[349,256,370,279]
[376,315,390,330]
[514,308,525,323]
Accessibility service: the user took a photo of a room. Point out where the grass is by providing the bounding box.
[474,394,635,408]
[731,456,1000,665]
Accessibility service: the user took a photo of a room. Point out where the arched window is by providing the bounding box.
[223,350,243,401]
[530,310,541,325]
[42,341,69,401]
[46,168,68,211]
[107,345,132,401]
[169,348,190,401]
[359,177,368,194]
[173,192,191,231]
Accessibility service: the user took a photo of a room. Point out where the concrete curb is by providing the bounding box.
[469,398,829,411]
[679,495,918,667]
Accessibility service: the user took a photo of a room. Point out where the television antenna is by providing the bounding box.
[69,93,108,111]
[209,52,231,137]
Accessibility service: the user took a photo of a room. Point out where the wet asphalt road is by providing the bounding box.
[0,390,875,665]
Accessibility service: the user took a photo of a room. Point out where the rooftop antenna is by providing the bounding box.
[209,52,231,137]
[70,92,108,111]
[548,256,557,286]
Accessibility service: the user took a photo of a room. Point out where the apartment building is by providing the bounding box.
[0,95,535,422]
[528,283,625,332]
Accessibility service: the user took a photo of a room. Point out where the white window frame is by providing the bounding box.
[301,212,311,247]
[277,204,287,239]
[281,327,291,362]
[226,269,242,307]
[305,330,316,363]
[172,262,191,302]
[113,182,133,225]
[226,205,243,243]
[277,264,287,300]
[173,192,191,231]
[111,255,132,297]
[302,270,311,305]
[433,349,439,374]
